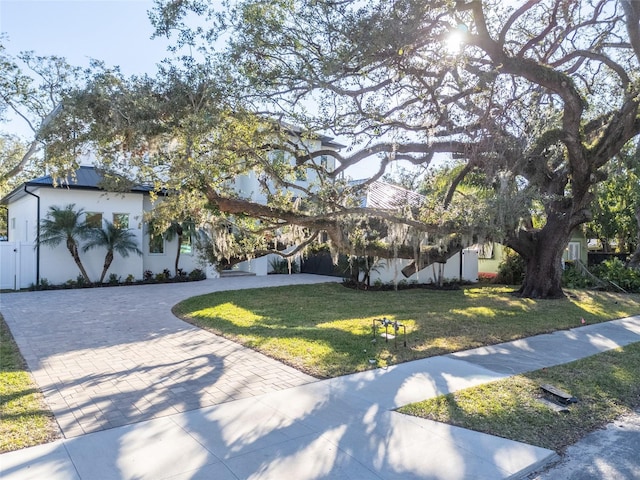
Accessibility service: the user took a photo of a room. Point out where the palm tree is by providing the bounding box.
[38,204,92,283]
[164,221,197,276]
[83,220,142,283]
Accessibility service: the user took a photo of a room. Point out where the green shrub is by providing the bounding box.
[155,270,170,282]
[305,242,331,255]
[562,263,596,289]
[269,257,300,274]
[593,258,640,293]
[188,269,206,280]
[107,273,120,285]
[124,274,135,284]
[495,249,525,285]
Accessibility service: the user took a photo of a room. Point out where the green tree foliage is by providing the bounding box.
[37,204,91,283]
[82,219,142,283]
[178,1,640,297]
[0,40,81,183]
[588,147,640,258]
[41,1,640,299]
[0,134,45,237]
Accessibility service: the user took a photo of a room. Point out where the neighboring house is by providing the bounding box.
[359,180,426,210]
[565,230,589,265]
[0,166,204,289]
[476,230,588,275]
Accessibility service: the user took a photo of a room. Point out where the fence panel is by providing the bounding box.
[0,242,36,290]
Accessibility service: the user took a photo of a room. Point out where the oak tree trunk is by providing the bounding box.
[510,218,571,299]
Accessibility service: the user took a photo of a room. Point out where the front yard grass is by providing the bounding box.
[398,342,640,452]
[173,282,640,378]
[0,315,58,453]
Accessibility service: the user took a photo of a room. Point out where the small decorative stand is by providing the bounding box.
[372,317,407,348]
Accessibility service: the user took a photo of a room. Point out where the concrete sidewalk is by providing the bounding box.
[1,276,639,479]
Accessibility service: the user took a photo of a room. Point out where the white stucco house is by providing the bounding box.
[0,129,345,289]
[0,131,477,289]
[0,166,207,289]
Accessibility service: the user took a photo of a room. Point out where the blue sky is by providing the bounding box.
[0,1,411,179]
[1,0,170,75]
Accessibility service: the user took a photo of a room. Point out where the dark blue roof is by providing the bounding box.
[27,166,151,192]
[1,166,152,204]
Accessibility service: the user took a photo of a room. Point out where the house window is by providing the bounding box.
[113,213,129,229]
[149,233,164,254]
[320,155,328,169]
[567,242,581,261]
[180,235,192,255]
[85,212,103,228]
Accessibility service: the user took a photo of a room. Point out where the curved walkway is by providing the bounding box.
[0,275,340,437]
[1,275,639,479]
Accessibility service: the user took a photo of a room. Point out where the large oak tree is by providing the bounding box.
[146,0,640,298]
[44,0,640,298]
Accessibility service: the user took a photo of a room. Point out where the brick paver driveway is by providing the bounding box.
[1,274,340,438]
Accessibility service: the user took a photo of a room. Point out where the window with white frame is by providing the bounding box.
[112,213,129,229]
[85,212,103,228]
[567,242,581,261]
[180,234,193,255]
[149,233,164,254]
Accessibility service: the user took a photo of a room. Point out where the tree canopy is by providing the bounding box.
[37,0,640,298]
[0,40,82,185]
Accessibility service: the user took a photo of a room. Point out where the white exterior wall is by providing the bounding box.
[229,250,302,276]
[141,240,203,276]
[4,187,206,287]
[235,170,264,203]
[7,190,39,244]
[232,256,270,276]
[140,195,204,277]
[34,189,146,284]
[234,138,338,205]
[369,249,479,284]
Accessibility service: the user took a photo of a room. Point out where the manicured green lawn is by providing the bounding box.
[174,283,640,378]
[0,315,58,453]
[398,342,640,452]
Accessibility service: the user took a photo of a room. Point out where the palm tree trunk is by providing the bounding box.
[175,234,182,276]
[100,251,114,283]
[67,239,91,283]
